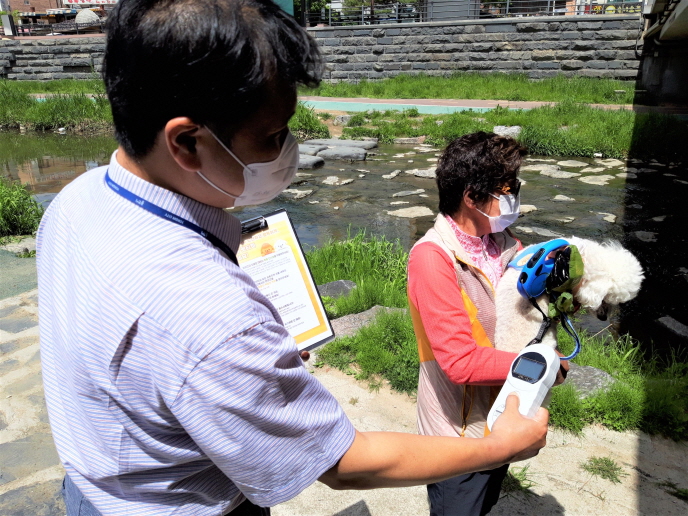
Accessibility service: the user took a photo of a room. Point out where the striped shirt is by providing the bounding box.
[36,152,355,515]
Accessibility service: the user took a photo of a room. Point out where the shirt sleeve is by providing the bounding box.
[171,321,355,508]
[408,241,516,386]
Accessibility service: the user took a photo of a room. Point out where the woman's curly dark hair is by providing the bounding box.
[436,132,527,216]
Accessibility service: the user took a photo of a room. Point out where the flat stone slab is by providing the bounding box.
[557,216,576,223]
[578,174,615,185]
[405,167,436,179]
[298,154,324,170]
[515,226,564,238]
[298,144,328,156]
[392,189,425,198]
[382,170,401,180]
[541,169,581,179]
[567,363,614,399]
[387,206,434,218]
[281,189,313,200]
[0,237,37,254]
[557,160,588,167]
[394,137,425,144]
[580,167,606,173]
[595,158,625,168]
[634,231,657,242]
[33,193,58,210]
[596,212,617,223]
[520,204,537,214]
[321,176,354,186]
[657,316,688,339]
[553,194,575,202]
[317,280,357,300]
[521,164,560,173]
[616,172,637,179]
[305,138,378,150]
[316,147,367,161]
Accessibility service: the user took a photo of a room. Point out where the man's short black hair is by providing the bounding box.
[103,0,323,158]
[436,132,527,216]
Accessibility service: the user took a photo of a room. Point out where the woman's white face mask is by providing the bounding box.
[477,192,521,233]
[197,128,299,207]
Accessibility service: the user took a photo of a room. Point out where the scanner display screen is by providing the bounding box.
[513,357,546,382]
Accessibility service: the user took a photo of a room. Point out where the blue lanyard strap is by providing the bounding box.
[105,170,238,266]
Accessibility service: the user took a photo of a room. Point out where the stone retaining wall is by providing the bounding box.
[0,35,105,80]
[307,15,642,81]
[0,15,641,81]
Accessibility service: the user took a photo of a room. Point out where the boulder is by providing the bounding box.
[634,231,657,242]
[305,138,378,150]
[596,212,617,223]
[578,175,615,186]
[566,363,614,399]
[298,154,325,170]
[657,316,688,339]
[299,144,328,156]
[317,147,367,161]
[0,236,36,254]
[520,205,538,214]
[387,206,434,218]
[392,189,425,198]
[333,115,353,126]
[493,125,522,138]
[317,280,357,299]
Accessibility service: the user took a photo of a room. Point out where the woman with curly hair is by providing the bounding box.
[408,132,567,516]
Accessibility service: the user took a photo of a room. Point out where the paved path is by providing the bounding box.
[299,96,688,116]
[2,288,688,515]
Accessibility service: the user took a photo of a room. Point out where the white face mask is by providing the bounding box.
[197,129,299,207]
[477,192,521,233]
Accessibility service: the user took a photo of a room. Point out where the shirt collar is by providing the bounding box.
[445,214,490,255]
[107,151,242,253]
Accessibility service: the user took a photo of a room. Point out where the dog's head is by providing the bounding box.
[566,237,644,319]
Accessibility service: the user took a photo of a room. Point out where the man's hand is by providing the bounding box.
[487,393,549,464]
[554,349,569,386]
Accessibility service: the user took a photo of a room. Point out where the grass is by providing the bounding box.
[580,456,626,484]
[305,230,408,318]
[339,102,688,163]
[0,177,44,238]
[0,79,106,95]
[309,233,688,441]
[303,72,636,104]
[658,481,688,502]
[501,465,536,497]
[288,102,330,140]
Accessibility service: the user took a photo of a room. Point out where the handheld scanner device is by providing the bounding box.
[487,344,560,431]
[508,238,570,299]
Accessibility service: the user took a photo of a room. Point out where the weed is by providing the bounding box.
[288,102,330,140]
[318,310,419,395]
[501,465,536,497]
[548,383,585,434]
[349,397,359,406]
[0,177,44,238]
[317,112,332,120]
[15,249,37,258]
[658,481,688,502]
[346,113,367,127]
[581,456,626,483]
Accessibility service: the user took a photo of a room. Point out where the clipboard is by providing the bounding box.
[237,209,335,351]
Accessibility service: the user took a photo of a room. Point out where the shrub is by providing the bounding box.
[0,177,44,238]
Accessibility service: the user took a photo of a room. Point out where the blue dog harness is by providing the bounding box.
[508,239,582,361]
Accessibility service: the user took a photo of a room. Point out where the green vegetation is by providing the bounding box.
[0,132,116,167]
[580,456,626,484]
[316,309,419,395]
[658,481,688,502]
[306,231,408,318]
[288,102,330,140]
[0,79,106,95]
[309,233,688,441]
[501,465,536,497]
[304,73,636,104]
[339,102,688,163]
[0,177,44,238]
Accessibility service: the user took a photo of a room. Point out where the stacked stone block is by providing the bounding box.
[0,36,105,80]
[308,15,641,82]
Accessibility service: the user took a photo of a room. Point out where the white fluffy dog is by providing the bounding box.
[494,237,644,353]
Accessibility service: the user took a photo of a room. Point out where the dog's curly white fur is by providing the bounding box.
[494,237,644,353]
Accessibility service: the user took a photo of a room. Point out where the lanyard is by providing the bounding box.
[105,170,238,266]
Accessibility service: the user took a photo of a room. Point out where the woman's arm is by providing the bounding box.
[408,242,517,385]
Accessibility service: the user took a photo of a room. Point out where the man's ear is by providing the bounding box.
[164,117,202,173]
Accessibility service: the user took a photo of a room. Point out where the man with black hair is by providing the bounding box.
[36,2,549,515]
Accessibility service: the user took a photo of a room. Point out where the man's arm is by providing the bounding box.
[319,393,547,490]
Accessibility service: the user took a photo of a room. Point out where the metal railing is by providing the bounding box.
[304,0,643,27]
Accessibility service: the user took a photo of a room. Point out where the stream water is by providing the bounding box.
[2,132,686,356]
